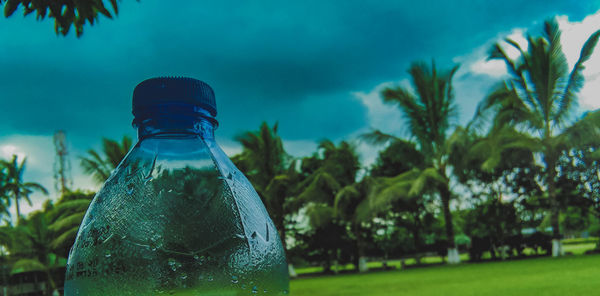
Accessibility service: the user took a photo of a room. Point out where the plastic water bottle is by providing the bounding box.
[64,77,289,295]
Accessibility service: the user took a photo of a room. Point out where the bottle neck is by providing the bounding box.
[133,105,217,140]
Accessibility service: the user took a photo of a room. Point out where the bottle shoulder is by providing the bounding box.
[91,135,273,248]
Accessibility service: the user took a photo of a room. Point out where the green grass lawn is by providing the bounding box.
[291,254,600,296]
[294,242,596,275]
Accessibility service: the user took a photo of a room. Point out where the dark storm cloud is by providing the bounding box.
[0,0,597,146]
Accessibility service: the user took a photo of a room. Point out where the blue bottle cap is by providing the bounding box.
[132,77,217,117]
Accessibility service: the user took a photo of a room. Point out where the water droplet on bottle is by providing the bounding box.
[231,275,239,284]
[251,286,258,294]
[180,273,188,280]
[265,222,270,242]
[207,275,214,282]
[104,250,111,258]
[144,154,157,183]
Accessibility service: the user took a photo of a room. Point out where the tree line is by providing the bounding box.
[0,19,599,291]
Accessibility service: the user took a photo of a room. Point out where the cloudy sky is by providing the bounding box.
[1,0,600,216]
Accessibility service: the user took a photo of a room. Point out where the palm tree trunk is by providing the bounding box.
[412,213,423,265]
[440,184,460,264]
[275,217,297,278]
[45,269,57,296]
[323,250,334,274]
[46,255,60,295]
[547,155,562,257]
[275,218,287,250]
[14,191,21,225]
[277,226,288,260]
[268,188,290,257]
[353,223,368,273]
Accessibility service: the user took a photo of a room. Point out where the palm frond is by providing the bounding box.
[79,150,111,184]
[556,29,600,123]
[51,199,92,214]
[334,184,360,219]
[235,121,287,194]
[304,202,334,229]
[354,200,374,223]
[490,39,537,107]
[317,139,336,152]
[490,41,519,76]
[409,167,446,196]
[557,110,600,150]
[103,136,131,168]
[23,182,48,195]
[469,126,540,172]
[45,199,91,223]
[359,129,399,145]
[0,226,15,247]
[381,85,429,148]
[367,170,420,212]
[80,136,131,184]
[50,227,79,251]
[297,170,341,204]
[446,126,471,153]
[48,213,85,233]
[11,259,47,275]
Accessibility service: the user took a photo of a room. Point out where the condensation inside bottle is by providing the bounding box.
[64,134,289,295]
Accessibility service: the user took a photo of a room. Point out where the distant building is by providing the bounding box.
[0,267,65,296]
[9,270,47,296]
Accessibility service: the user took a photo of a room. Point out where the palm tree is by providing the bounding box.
[368,139,434,264]
[363,60,462,263]
[10,211,61,295]
[477,19,600,256]
[233,122,302,276]
[233,122,293,245]
[451,124,540,205]
[334,177,376,272]
[297,140,361,210]
[0,155,48,224]
[0,167,12,220]
[234,122,287,192]
[80,136,132,184]
[297,140,361,272]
